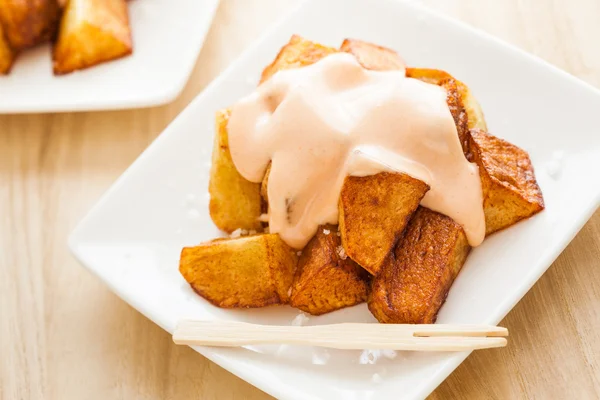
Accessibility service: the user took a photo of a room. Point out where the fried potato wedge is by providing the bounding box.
[407,68,487,131]
[209,109,263,233]
[369,207,470,324]
[290,225,370,315]
[0,23,15,74]
[260,34,337,84]
[405,67,451,84]
[340,38,404,71]
[0,0,60,50]
[180,234,298,308]
[53,0,132,74]
[456,80,487,131]
[469,129,544,235]
[440,78,469,153]
[339,172,429,275]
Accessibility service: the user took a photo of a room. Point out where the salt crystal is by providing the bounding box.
[546,150,565,179]
[258,213,270,222]
[296,251,302,256]
[275,344,289,357]
[382,349,397,359]
[185,194,196,204]
[323,229,331,235]
[336,245,347,260]
[546,160,561,179]
[372,373,383,384]
[359,349,380,365]
[187,209,200,219]
[311,349,330,365]
[553,150,565,161]
[230,228,243,238]
[291,313,309,326]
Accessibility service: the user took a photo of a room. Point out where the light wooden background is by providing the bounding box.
[2,0,599,398]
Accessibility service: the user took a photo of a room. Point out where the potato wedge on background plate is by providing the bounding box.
[53,0,132,74]
[0,1,220,113]
[0,23,15,74]
[0,0,60,50]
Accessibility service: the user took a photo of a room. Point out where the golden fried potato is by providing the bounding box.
[468,129,544,235]
[340,38,404,71]
[53,0,132,74]
[456,80,487,131]
[407,68,487,131]
[368,207,470,324]
[440,78,470,153]
[339,172,429,275]
[290,225,370,315]
[209,109,263,233]
[405,67,451,84]
[0,23,16,74]
[0,0,60,50]
[260,34,337,84]
[180,234,298,308]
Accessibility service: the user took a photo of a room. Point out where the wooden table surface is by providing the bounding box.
[2,0,600,398]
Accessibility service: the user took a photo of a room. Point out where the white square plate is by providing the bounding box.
[69,0,600,398]
[0,0,220,113]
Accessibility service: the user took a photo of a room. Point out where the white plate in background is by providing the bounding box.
[69,0,600,398]
[0,0,220,113]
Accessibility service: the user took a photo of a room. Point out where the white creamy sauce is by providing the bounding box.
[228,53,485,249]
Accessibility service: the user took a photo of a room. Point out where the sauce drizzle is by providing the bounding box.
[228,53,484,249]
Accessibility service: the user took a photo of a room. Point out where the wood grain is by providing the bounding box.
[1,0,599,399]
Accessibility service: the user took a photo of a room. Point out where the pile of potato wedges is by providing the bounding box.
[0,0,132,75]
[179,35,545,324]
